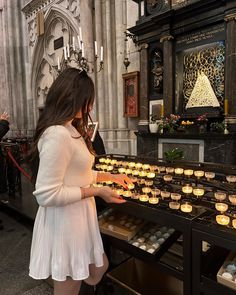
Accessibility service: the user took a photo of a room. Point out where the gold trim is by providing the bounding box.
[160,35,174,43]
[224,13,236,22]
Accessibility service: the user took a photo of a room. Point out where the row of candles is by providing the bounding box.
[96,157,236,228]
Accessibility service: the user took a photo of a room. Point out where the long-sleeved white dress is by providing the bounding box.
[29,124,104,281]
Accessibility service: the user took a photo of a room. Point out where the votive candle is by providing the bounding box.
[175,168,184,175]
[215,203,228,213]
[169,202,180,210]
[184,169,194,176]
[194,170,204,178]
[216,214,230,226]
[149,197,159,204]
[139,194,149,202]
[181,203,192,213]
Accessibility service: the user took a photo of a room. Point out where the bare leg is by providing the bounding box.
[54,278,82,295]
[84,253,109,286]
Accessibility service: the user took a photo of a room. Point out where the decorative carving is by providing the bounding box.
[28,19,37,47]
[224,13,236,22]
[160,35,174,43]
[183,42,225,108]
[151,49,163,92]
[146,0,169,15]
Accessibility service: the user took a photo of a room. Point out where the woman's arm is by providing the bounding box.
[96,172,133,188]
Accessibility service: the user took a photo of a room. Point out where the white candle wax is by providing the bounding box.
[100,46,104,62]
[215,203,228,213]
[57,56,60,70]
[149,197,159,204]
[81,43,85,58]
[64,46,67,60]
[72,36,75,51]
[182,185,193,194]
[94,40,98,56]
[79,27,83,43]
[181,203,192,213]
[77,35,81,50]
[67,44,70,58]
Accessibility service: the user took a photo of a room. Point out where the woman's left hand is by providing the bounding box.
[111,174,133,189]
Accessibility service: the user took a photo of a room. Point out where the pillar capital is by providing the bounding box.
[224,13,236,22]
[160,34,174,43]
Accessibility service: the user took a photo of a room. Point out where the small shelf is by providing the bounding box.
[201,276,236,295]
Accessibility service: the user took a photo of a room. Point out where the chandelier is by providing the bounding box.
[55,34,104,74]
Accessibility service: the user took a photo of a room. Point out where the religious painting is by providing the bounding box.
[122,71,139,117]
[149,99,163,120]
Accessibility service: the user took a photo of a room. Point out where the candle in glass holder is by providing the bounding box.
[161,191,171,199]
[139,171,147,177]
[214,191,227,202]
[151,188,161,197]
[125,169,132,175]
[107,165,114,172]
[194,170,204,178]
[101,164,108,171]
[139,194,149,202]
[128,162,136,168]
[215,203,228,213]
[184,169,194,177]
[159,166,166,173]
[132,170,139,176]
[169,202,180,210]
[181,202,193,213]
[147,172,155,179]
[118,167,126,174]
[216,215,230,226]
[110,159,117,165]
[123,191,132,198]
[163,175,173,182]
[145,180,153,186]
[175,168,184,175]
[142,164,151,170]
[122,161,129,167]
[182,185,193,194]
[166,167,175,174]
[232,219,236,229]
[99,157,106,163]
[205,172,215,181]
[171,193,181,201]
[95,164,101,169]
[149,197,159,204]
[104,158,111,164]
[131,193,139,199]
[135,163,143,169]
[226,175,236,183]
[142,187,152,194]
[116,189,124,195]
[193,188,205,198]
[229,195,236,205]
[130,177,138,183]
[128,183,135,190]
[105,181,113,185]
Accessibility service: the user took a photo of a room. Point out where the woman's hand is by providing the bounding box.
[111,174,133,189]
[97,186,126,204]
[0,111,9,121]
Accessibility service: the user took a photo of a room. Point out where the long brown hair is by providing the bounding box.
[29,68,95,183]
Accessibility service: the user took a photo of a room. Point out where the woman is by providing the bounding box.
[29,68,132,295]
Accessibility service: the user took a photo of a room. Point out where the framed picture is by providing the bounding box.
[122,71,139,117]
[88,122,99,142]
[149,99,163,120]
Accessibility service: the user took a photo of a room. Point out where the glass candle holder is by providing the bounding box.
[142,187,152,194]
[135,163,143,169]
[226,175,236,183]
[166,167,175,174]
[205,172,215,181]
[161,191,171,199]
[182,185,193,195]
[110,159,117,165]
[151,188,161,197]
[95,164,101,169]
[125,169,132,175]
[101,164,108,171]
[130,177,138,183]
[118,167,126,174]
[139,171,147,178]
[214,191,227,202]
[131,192,139,200]
[184,169,194,177]
[105,181,113,185]
[175,168,184,175]
[104,158,111,164]
[107,165,114,172]
[194,170,204,178]
[159,166,166,173]
[180,202,193,213]
[132,170,139,176]
[163,175,173,182]
[216,215,230,226]
[139,194,149,202]
[128,183,135,190]
[169,201,180,210]
[171,193,181,201]
[142,164,150,170]
[145,180,153,187]
[149,197,159,204]
[116,189,124,196]
[229,194,236,205]
[128,162,136,168]
[193,188,205,198]
[147,172,155,179]
[99,157,106,163]
[123,191,132,198]
[232,219,236,229]
[215,202,228,214]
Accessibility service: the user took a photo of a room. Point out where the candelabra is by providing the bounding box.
[54,38,104,75]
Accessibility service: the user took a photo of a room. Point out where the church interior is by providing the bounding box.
[1,0,236,294]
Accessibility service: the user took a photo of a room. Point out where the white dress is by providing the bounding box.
[29,124,104,281]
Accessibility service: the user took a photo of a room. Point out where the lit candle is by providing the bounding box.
[182,185,193,194]
[149,197,159,204]
[232,219,236,229]
[116,189,124,195]
[125,169,132,175]
[72,36,75,51]
[142,187,152,194]
[224,98,229,115]
[226,175,236,183]
[81,43,85,58]
[229,195,236,205]
[171,193,181,201]
[77,35,81,50]
[151,188,161,197]
[163,175,173,182]
[139,171,147,177]
[132,170,139,176]
[215,203,228,213]
[110,159,117,165]
[104,158,111,164]
[128,183,135,190]
[105,181,113,185]
[169,202,180,210]
[79,27,83,43]
[95,164,101,169]
[184,169,193,176]
[205,172,215,180]
[94,41,98,56]
[181,203,192,213]
[145,180,153,186]
[99,158,106,163]
[63,46,67,60]
[131,193,139,199]
[106,165,113,171]
[57,56,60,70]
[194,170,204,178]
[118,167,126,174]
[123,191,132,198]
[100,46,104,62]
[67,44,70,58]
[160,104,164,117]
[175,168,184,175]
[216,214,230,226]
[142,164,150,170]
[193,188,204,197]
[159,166,166,172]
[161,191,171,199]
[135,163,143,169]
[128,162,136,168]
[139,194,149,202]
[147,172,155,179]
[166,167,175,174]
[214,191,227,201]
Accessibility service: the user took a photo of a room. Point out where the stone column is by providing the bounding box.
[138,43,149,131]
[160,34,174,116]
[224,12,236,130]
